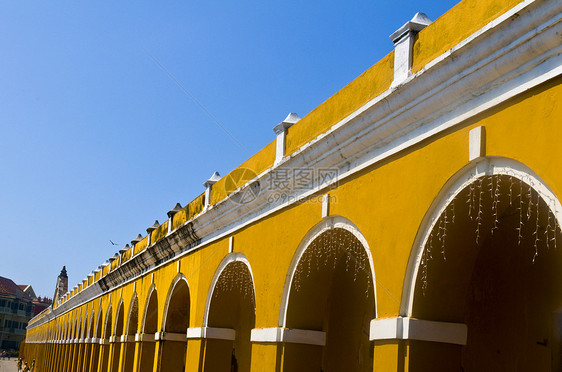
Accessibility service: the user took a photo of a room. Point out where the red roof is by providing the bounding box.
[0,276,31,300]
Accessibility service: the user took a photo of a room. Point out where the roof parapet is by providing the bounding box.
[390,12,431,86]
[203,172,221,209]
[274,113,300,164]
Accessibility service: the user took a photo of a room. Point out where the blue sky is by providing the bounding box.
[0,0,457,298]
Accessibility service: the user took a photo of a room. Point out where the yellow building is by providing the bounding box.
[21,0,562,370]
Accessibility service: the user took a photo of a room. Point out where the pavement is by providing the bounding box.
[0,358,17,372]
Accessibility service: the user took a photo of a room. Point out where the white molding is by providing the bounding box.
[135,333,155,343]
[109,336,117,343]
[155,332,186,342]
[203,253,255,328]
[99,338,109,345]
[121,335,135,343]
[400,157,562,316]
[250,328,325,346]
[186,327,236,341]
[370,317,467,345]
[278,216,377,327]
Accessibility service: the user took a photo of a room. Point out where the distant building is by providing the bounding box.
[0,276,33,350]
[31,297,52,318]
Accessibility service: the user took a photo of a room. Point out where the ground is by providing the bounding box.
[0,358,17,372]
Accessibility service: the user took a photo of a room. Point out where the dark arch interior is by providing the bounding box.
[164,280,190,333]
[160,279,190,372]
[110,305,124,372]
[138,290,158,372]
[205,261,256,372]
[411,175,562,371]
[284,227,375,372]
[122,298,139,372]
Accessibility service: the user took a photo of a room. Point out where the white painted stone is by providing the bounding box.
[274,113,301,164]
[390,13,431,86]
[370,317,467,345]
[321,194,330,218]
[250,327,326,346]
[203,172,221,209]
[186,327,236,341]
[469,126,486,160]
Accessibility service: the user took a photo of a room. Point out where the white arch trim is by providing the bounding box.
[278,215,377,328]
[203,252,256,328]
[401,156,562,316]
[161,273,189,332]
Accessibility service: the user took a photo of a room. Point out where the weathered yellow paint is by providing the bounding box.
[171,193,205,231]
[133,236,148,256]
[151,220,169,244]
[210,140,276,205]
[22,0,562,371]
[411,0,522,73]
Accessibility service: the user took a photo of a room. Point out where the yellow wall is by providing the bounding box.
[24,0,562,371]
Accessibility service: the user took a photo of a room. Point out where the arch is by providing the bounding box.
[141,284,157,333]
[81,311,88,339]
[112,298,125,336]
[89,308,104,372]
[122,294,139,372]
[278,215,377,327]
[95,307,104,338]
[88,311,96,338]
[401,157,562,316]
[110,299,125,372]
[104,304,113,338]
[161,273,190,332]
[158,273,190,372]
[203,253,257,372]
[126,293,139,335]
[138,285,158,372]
[99,303,113,372]
[279,215,377,372]
[203,252,256,327]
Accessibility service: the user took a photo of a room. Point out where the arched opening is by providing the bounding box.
[139,288,158,372]
[100,307,113,371]
[204,257,256,371]
[83,311,95,372]
[123,296,138,372]
[283,225,375,372]
[110,302,124,372]
[89,310,102,372]
[408,173,562,371]
[159,277,190,372]
[67,316,79,372]
[75,313,87,372]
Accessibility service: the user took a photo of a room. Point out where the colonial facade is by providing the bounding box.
[21,0,562,370]
[0,277,33,350]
